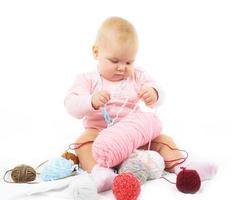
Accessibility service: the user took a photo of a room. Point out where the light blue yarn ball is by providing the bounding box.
[40,157,74,181]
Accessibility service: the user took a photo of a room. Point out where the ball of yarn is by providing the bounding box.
[93,112,162,167]
[40,157,74,181]
[130,150,165,180]
[62,151,79,164]
[112,172,141,200]
[69,173,99,200]
[176,167,201,194]
[119,158,148,184]
[11,164,36,183]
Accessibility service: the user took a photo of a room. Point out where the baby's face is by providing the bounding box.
[93,42,137,81]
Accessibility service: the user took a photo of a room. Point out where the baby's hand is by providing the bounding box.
[138,87,158,106]
[91,90,111,110]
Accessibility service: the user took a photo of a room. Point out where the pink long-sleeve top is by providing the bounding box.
[64,68,161,131]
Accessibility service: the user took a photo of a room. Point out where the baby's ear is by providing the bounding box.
[92,45,99,59]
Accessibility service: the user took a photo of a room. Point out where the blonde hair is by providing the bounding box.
[95,17,138,50]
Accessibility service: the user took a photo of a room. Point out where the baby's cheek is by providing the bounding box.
[127,66,134,77]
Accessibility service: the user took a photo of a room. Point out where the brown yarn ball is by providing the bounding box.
[62,151,79,164]
[11,165,36,183]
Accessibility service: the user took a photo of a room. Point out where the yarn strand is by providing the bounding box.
[69,141,94,150]
[160,176,176,184]
[151,141,188,170]
[98,72,139,127]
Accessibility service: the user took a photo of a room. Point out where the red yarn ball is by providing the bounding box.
[112,172,141,200]
[176,167,201,194]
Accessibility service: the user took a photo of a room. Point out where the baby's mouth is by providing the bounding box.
[115,73,124,76]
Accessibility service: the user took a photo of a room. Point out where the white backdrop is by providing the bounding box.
[0,0,231,199]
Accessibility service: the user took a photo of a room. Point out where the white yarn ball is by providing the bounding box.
[69,173,99,200]
[119,158,149,184]
[130,150,165,180]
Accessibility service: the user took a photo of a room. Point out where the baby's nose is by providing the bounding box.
[117,63,126,71]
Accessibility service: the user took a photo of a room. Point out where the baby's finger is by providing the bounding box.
[138,89,146,98]
[99,96,108,104]
[145,101,154,106]
[141,92,150,100]
[101,91,111,102]
[144,97,153,104]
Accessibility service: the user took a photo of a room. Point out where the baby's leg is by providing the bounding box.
[139,134,183,173]
[139,134,217,181]
[74,128,116,193]
[74,128,99,172]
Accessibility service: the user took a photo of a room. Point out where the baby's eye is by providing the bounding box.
[126,61,134,65]
[110,60,119,64]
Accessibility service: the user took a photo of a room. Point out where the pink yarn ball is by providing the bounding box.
[92,112,161,167]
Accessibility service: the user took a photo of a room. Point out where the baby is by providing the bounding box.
[65,16,217,193]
